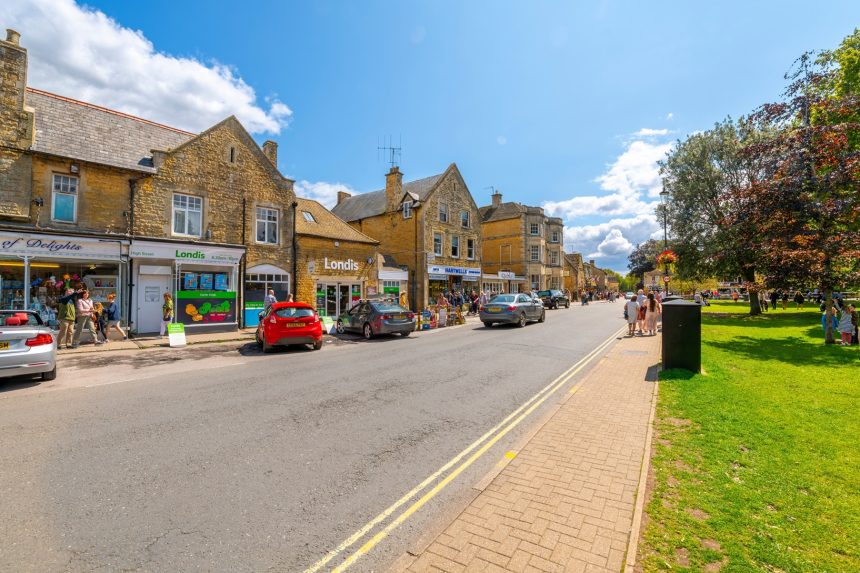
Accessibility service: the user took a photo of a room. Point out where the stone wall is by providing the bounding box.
[0,32,34,220]
[480,216,525,275]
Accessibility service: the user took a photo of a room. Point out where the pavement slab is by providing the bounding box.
[401,332,660,573]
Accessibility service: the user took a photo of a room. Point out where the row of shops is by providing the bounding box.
[1,230,530,333]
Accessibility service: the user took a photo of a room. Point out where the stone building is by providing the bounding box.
[478,190,564,293]
[332,164,481,310]
[563,253,586,298]
[584,259,608,292]
[293,197,384,320]
[0,30,296,334]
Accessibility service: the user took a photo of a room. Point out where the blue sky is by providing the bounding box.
[3,1,858,272]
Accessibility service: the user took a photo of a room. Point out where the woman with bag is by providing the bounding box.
[160,293,174,337]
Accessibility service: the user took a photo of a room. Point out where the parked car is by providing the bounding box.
[480,293,545,327]
[255,302,323,353]
[537,289,570,309]
[0,310,57,381]
[336,300,416,339]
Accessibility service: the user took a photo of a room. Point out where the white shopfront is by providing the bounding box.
[426,264,482,302]
[130,240,244,334]
[0,231,127,323]
[482,271,525,295]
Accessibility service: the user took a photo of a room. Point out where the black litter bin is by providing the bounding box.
[662,299,701,373]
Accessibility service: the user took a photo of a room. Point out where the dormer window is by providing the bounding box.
[402,201,412,219]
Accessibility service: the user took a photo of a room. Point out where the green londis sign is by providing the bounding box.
[167,323,185,334]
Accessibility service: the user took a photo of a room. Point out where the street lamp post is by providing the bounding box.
[659,187,669,294]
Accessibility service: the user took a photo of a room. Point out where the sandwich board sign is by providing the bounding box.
[167,323,187,347]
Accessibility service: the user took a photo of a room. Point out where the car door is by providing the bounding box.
[346,304,363,332]
[517,295,532,319]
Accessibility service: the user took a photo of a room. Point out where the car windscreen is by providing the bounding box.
[489,295,515,303]
[370,303,407,313]
[274,307,315,318]
[537,291,551,296]
[0,311,44,326]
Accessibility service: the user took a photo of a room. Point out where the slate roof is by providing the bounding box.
[479,201,528,222]
[295,198,379,244]
[331,172,445,222]
[26,88,195,173]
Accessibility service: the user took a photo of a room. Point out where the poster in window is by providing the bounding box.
[199,273,213,290]
[183,272,198,290]
[214,273,228,291]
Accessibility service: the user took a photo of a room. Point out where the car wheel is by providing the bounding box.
[256,333,263,348]
[41,366,57,381]
[517,313,527,328]
[538,310,545,323]
[483,321,493,328]
[363,323,373,340]
[566,301,570,308]
[401,330,411,337]
[312,340,323,350]
[262,339,274,353]
[336,320,345,334]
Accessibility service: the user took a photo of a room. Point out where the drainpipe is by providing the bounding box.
[291,201,298,298]
[126,178,138,335]
[239,197,247,328]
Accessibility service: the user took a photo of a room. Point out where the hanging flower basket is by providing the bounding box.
[656,250,678,266]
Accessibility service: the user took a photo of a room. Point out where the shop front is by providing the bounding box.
[129,240,244,334]
[427,264,482,302]
[243,264,291,327]
[0,231,127,324]
[308,257,370,319]
[481,271,525,295]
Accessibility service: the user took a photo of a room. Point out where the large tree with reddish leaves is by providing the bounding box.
[741,45,860,343]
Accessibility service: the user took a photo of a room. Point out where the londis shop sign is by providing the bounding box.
[130,241,243,265]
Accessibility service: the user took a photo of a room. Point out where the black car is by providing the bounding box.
[537,289,570,309]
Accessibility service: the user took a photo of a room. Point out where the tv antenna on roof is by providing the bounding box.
[377,135,402,168]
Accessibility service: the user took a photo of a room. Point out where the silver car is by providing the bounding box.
[0,310,57,381]
[480,293,545,327]
[336,300,417,339]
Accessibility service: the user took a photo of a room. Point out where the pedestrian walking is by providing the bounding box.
[837,305,855,346]
[264,289,277,311]
[760,290,769,312]
[781,290,789,310]
[57,287,76,349]
[160,292,174,337]
[625,295,640,336]
[732,290,739,303]
[71,290,102,347]
[770,290,779,310]
[794,290,805,309]
[92,302,108,344]
[104,293,126,340]
[645,292,661,336]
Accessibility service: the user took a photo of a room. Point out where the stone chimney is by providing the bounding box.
[6,29,20,45]
[0,29,32,149]
[491,190,502,208]
[337,190,351,205]
[262,140,278,166]
[589,259,595,266]
[385,166,403,212]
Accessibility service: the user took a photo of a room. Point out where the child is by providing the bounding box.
[838,306,855,346]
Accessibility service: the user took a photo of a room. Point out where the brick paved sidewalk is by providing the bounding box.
[401,332,660,573]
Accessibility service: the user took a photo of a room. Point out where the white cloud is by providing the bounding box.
[1,0,291,134]
[295,180,355,209]
[587,229,633,259]
[666,112,674,120]
[633,128,669,137]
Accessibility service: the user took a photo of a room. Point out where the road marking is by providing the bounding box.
[305,325,625,573]
[504,451,517,460]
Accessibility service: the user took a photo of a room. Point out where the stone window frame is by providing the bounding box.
[438,202,449,223]
[255,205,280,245]
[172,192,203,237]
[402,201,412,219]
[450,235,460,258]
[550,250,560,266]
[226,144,238,166]
[466,238,475,260]
[529,222,539,236]
[460,210,470,228]
[51,174,79,224]
[550,230,560,243]
[433,232,444,256]
[529,244,541,262]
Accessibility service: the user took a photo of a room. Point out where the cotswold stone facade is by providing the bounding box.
[134,117,295,278]
[479,191,564,291]
[0,30,33,221]
[332,164,482,310]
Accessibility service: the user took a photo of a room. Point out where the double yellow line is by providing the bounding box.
[304,326,625,573]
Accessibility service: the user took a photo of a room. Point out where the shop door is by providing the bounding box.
[338,285,350,316]
[137,274,171,333]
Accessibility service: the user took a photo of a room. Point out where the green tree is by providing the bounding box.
[660,119,769,315]
[626,239,660,278]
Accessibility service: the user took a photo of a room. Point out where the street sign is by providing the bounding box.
[167,323,187,347]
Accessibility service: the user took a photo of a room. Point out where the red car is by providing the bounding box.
[255,302,324,353]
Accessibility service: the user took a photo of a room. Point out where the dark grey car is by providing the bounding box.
[336,301,416,339]
[479,293,545,328]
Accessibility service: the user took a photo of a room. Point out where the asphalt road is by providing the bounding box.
[0,301,626,572]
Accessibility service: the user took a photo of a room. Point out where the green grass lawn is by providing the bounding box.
[639,301,859,572]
